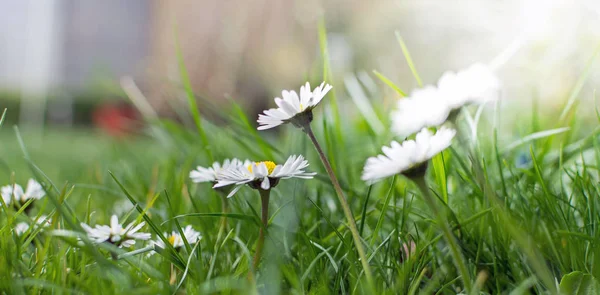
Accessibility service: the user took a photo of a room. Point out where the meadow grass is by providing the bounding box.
[2,41,600,295]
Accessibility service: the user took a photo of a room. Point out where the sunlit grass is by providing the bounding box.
[2,40,600,294]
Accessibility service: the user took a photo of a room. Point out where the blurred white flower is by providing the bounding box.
[214,155,316,198]
[80,215,150,248]
[14,222,30,235]
[151,225,201,251]
[189,158,248,183]
[14,215,52,235]
[437,63,501,109]
[390,86,451,138]
[257,82,332,130]
[1,179,45,206]
[390,64,501,138]
[362,127,456,182]
[112,199,134,216]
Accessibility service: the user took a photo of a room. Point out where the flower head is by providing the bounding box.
[152,225,201,251]
[362,127,456,183]
[214,155,316,198]
[390,64,500,138]
[437,63,501,109]
[390,86,451,138]
[1,179,45,206]
[257,82,332,130]
[14,215,52,235]
[80,215,150,248]
[189,158,248,184]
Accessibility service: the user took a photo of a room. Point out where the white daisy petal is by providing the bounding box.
[362,128,456,183]
[24,179,45,200]
[390,86,451,138]
[260,177,270,190]
[1,184,27,205]
[190,158,245,183]
[437,63,501,109]
[226,185,244,198]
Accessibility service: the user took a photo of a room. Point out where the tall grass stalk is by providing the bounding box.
[413,176,473,292]
[252,189,271,271]
[303,124,374,290]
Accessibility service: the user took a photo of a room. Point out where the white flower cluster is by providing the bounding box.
[2,179,45,206]
[363,63,500,182]
[391,63,500,137]
[14,215,52,236]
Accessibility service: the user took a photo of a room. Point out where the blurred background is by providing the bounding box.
[1,0,600,132]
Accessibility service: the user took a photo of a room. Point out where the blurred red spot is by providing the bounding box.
[92,103,140,138]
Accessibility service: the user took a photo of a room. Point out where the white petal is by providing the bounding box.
[226,185,243,198]
[260,177,270,190]
[24,179,45,200]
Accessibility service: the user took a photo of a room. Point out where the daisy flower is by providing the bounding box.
[437,63,501,109]
[80,215,151,248]
[1,179,45,206]
[390,86,451,137]
[189,158,248,184]
[151,225,201,251]
[14,215,52,235]
[257,82,332,130]
[214,155,316,198]
[362,127,456,183]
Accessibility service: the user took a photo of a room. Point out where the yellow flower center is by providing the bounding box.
[248,161,276,175]
[168,235,177,245]
[300,103,304,111]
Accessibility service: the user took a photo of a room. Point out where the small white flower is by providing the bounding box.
[152,225,201,251]
[362,127,456,182]
[14,215,52,235]
[189,158,247,183]
[214,155,316,198]
[390,86,451,138]
[437,63,501,109]
[112,199,134,216]
[1,179,45,206]
[80,215,151,248]
[14,223,30,235]
[257,82,332,130]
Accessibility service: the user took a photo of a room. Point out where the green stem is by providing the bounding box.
[209,191,229,279]
[252,189,270,271]
[217,193,229,235]
[304,125,375,290]
[413,176,472,293]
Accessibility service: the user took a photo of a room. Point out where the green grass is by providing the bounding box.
[2,61,600,294]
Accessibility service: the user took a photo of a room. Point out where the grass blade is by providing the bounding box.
[395,32,422,87]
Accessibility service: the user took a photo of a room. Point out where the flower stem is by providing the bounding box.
[252,189,270,271]
[217,194,229,237]
[413,176,472,293]
[304,125,375,290]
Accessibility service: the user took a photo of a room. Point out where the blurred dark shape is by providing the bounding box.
[92,102,141,138]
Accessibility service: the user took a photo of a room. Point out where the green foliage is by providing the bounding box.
[1,39,600,295]
[559,272,600,295]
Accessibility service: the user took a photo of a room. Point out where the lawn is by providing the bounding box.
[2,48,600,294]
